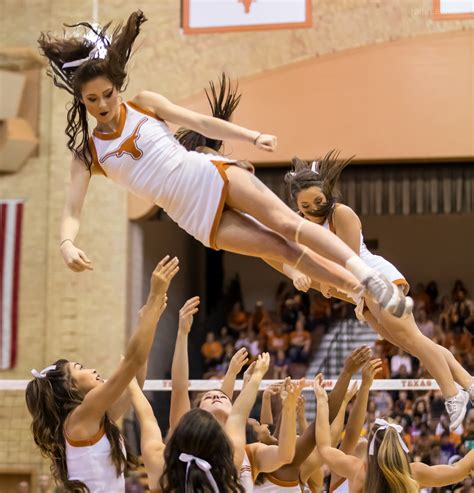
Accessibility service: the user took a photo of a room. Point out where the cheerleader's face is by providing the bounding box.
[68,361,104,394]
[296,186,327,223]
[80,76,121,126]
[199,390,233,418]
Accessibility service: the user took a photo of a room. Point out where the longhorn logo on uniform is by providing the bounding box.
[100,117,147,164]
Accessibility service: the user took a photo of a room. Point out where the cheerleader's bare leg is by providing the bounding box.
[215,209,360,298]
[364,298,469,430]
[224,165,412,318]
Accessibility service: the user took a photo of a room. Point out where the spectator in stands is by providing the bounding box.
[438,295,453,333]
[390,348,413,377]
[267,324,289,354]
[413,397,430,425]
[416,307,435,339]
[439,430,458,464]
[425,280,439,313]
[248,300,269,333]
[451,286,474,335]
[412,282,430,313]
[394,390,413,414]
[219,325,234,348]
[226,301,248,336]
[272,349,289,379]
[288,318,311,363]
[16,482,30,493]
[308,291,332,333]
[235,329,260,359]
[201,331,223,369]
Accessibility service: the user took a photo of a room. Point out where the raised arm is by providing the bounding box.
[340,359,381,455]
[221,348,249,400]
[296,395,309,433]
[132,91,276,152]
[225,353,270,469]
[330,381,359,447]
[250,379,300,475]
[260,383,282,425]
[314,374,363,482]
[328,346,372,422]
[71,256,179,428]
[411,450,474,488]
[169,296,200,433]
[129,378,164,491]
[60,157,93,272]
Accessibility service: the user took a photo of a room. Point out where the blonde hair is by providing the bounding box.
[364,422,418,493]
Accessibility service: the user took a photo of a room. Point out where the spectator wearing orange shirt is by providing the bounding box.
[201,332,223,369]
[267,324,289,354]
[288,319,311,363]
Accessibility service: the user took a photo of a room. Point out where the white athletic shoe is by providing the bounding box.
[445,390,470,431]
[361,272,413,318]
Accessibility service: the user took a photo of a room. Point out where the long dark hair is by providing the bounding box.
[38,11,147,171]
[364,421,418,493]
[160,408,245,493]
[284,150,354,223]
[25,359,136,492]
[175,72,241,153]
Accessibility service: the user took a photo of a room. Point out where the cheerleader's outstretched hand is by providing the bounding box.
[255,134,277,152]
[60,241,93,272]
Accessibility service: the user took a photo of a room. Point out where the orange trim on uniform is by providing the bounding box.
[208,160,231,250]
[88,137,107,176]
[244,444,258,481]
[127,100,164,121]
[329,477,346,492]
[93,103,127,140]
[65,425,105,447]
[393,278,410,295]
[265,473,299,487]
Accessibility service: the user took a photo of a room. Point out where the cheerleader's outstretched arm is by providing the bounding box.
[314,374,362,482]
[129,377,164,491]
[169,297,200,434]
[411,450,473,488]
[132,91,276,152]
[60,157,93,272]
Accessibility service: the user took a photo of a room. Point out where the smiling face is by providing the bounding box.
[80,76,121,126]
[68,361,104,395]
[198,390,233,420]
[296,186,328,223]
[248,418,277,445]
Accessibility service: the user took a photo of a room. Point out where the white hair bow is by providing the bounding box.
[31,365,57,379]
[310,161,320,174]
[179,453,219,493]
[62,27,109,69]
[369,418,409,456]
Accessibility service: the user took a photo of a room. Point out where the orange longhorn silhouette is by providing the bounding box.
[100,117,147,164]
[238,0,256,14]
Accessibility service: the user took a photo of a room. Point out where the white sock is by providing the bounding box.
[345,255,373,282]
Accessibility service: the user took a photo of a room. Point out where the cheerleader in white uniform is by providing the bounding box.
[38,10,411,319]
[282,154,473,431]
[25,256,177,492]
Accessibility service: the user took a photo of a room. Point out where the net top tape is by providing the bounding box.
[0,378,440,391]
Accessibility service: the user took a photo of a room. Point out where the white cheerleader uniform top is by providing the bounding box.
[65,425,125,493]
[323,208,408,293]
[240,448,255,492]
[90,101,233,249]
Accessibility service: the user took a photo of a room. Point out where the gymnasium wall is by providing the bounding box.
[0,0,472,485]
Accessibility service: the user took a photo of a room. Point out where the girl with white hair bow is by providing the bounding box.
[313,374,474,493]
[38,10,411,322]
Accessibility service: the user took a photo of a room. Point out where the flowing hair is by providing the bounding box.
[175,72,241,153]
[37,10,147,171]
[284,150,354,223]
[160,408,245,493]
[364,421,418,493]
[25,359,137,492]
